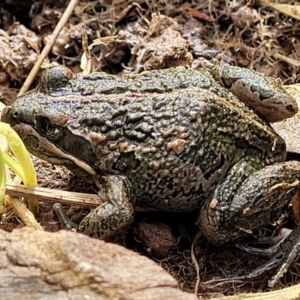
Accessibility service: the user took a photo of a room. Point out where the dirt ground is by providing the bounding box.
[1,0,300,298]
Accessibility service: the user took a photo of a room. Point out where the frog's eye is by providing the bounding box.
[37,116,54,136]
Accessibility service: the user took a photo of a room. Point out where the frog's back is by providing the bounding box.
[7,67,287,211]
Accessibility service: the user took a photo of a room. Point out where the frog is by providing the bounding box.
[2,65,300,285]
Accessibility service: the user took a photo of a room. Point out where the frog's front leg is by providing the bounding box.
[199,160,300,245]
[53,175,135,239]
[79,175,135,239]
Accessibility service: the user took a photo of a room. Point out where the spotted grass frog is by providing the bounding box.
[2,65,300,285]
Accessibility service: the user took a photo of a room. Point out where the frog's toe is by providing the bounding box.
[202,258,277,286]
[53,203,78,230]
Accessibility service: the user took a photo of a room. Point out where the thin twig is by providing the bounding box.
[5,182,158,212]
[18,0,79,96]
[191,230,202,294]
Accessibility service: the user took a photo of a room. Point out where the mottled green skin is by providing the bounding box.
[2,66,300,245]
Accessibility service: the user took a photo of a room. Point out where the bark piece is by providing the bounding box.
[0,227,197,300]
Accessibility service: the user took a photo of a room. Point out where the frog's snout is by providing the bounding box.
[1,106,18,126]
[1,106,34,127]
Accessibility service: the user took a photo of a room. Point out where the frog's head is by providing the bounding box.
[1,66,98,179]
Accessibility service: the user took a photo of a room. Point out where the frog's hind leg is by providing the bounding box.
[211,65,297,122]
[198,160,300,245]
[199,160,300,285]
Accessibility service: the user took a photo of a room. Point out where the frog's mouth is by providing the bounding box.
[11,123,97,179]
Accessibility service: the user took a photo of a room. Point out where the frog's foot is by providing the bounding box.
[78,175,135,239]
[203,225,300,287]
[236,228,292,258]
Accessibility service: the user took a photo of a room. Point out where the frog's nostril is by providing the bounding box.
[12,111,19,119]
[285,104,296,113]
[1,107,19,125]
